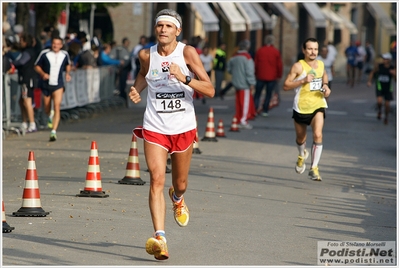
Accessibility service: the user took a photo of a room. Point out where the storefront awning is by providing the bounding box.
[235,2,263,31]
[252,3,273,30]
[336,13,358,35]
[215,2,247,32]
[302,3,327,28]
[271,3,298,29]
[366,3,396,36]
[321,8,343,29]
[190,3,219,32]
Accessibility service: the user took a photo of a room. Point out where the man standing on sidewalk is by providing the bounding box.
[283,38,331,181]
[253,35,283,117]
[227,39,257,129]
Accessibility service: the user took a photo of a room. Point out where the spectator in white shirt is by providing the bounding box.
[355,41,367,83]
[317,45,335,90]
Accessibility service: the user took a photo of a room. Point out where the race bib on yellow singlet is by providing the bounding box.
[155,92,186,113]
[309,77,322,91]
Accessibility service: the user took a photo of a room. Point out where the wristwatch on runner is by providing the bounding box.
[184,76,192,85]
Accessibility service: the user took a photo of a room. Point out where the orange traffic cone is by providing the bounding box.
[216,119,227,137]
[193,117,202,154]
[119,135,145,185]
[76,141,109,198]
[229,116,240,132]
[201,107,218,142]
[13,151,49,217]
[3,200,15,233]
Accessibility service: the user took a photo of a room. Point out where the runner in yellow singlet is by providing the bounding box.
[283,38,331,181]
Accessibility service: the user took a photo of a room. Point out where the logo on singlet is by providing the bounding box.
[151,69,159,77]
[161,62,170,72]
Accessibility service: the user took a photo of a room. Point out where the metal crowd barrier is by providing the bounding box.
[2,66,123,138]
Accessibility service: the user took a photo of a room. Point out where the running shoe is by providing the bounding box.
[261,112,269,117]
[47,110,54,129]
[309,166,322,181]
[169,186,189,227]
[49,132,57,142]
[145,235,169,260]
[47,117,53,129]
[295,149,309,174]
[238,123,253,129]
[27,127,37,133]
[20,122,28,131]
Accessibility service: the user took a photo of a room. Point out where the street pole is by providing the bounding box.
[90,3,96,39]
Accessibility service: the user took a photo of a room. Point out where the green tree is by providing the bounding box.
[13,3,120,36]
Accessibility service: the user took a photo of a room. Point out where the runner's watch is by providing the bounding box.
[184,76,192,85]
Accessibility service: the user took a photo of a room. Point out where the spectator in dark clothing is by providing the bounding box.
[92,28,104,66]
[8,34,39,132]
[77,44,99,69]
[43,29,60,49]
[68,41,82,68]
[213,42,227,97]
[131,35,147,79]
[345,40,358,87]
[4,35,21,60]
[143,35,156,49]
[390,41,396,67]
[110,37,131,100]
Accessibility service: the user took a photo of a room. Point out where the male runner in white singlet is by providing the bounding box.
[129,9,215,260]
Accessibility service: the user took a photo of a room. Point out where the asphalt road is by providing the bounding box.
[2,78,396,266]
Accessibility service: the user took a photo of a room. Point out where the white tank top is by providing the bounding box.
[143,42,196,134]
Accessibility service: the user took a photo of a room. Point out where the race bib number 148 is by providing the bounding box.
[156,92,186,113]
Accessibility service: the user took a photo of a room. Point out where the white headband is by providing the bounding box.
[156,15,181,29]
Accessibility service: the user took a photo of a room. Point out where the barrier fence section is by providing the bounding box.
[2,66,117,137]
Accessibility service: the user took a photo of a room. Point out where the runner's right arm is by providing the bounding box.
[129,48,150,103]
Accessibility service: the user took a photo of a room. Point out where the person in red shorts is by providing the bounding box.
[129,8,214,260]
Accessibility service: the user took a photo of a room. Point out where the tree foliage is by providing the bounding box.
[13,3,120,36]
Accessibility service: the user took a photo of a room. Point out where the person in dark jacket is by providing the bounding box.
[9,33,39,132]
[213,42,227,97]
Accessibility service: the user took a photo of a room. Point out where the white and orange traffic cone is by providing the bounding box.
[13,151,49,217]
[3,200,15,233]
[193,117,202,154]
[216,119,227,137]
[229,116,240,132]
[76,141,109,198]
[201,107,218,142]
[119,135,145,185]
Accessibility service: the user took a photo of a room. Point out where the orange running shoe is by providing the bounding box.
[169,186,189,227]
[145,235,169,260]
